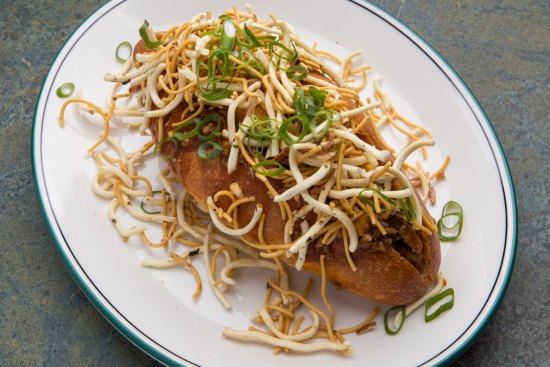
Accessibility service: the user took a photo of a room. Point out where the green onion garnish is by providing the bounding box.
[437,201,464,241]
[253,160,285,177]
[425,288,455,322]
[240,116,278,140]
[399,197,416,222]
[56,83,75,98]
[278,115,309,145]
[384,305,406,335]
[277,87,336,145]
[208,49,232,79]
[286,65,309,80]
[309,86,328,109]
[236,47,265,75]
[197,141,222,160]
[240,116,277,160]
[173,118,200,141]
[243,24,261,47]
[115,41,133,63]
[360,196,376,210]
[294,87,328,120]
[359,187,395,205]
[140,190,172,214]
[139,19,162,49]
[359,187,396,213]
[269,40,298,71]
[154,136,179,160]
[269,40,298,61]
[220,20,236,51]
[197,112,222,142]
[292,88,315,117]
[201,86,233,101]
[308,110,335,139]
[199,49,233,101]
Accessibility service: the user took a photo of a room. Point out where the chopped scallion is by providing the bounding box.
[56,83,75,98]
[437,201,464,241]
[425,288,455,322]
[269,40,298,71]
[139,19,162,49]
[287,65,309,80]
[154,136,179,160]
[197,141,222,160]
[243,24,261,47]
[115,41,132,63]
[253,160,285,177]
[197,113,223,142]
[358,187,395,205]
[140,190,172,214]
[220,20,236,51]
[173,118,200,141]
[399,197,416,222]
[384,305,406,335]
[278,115,309,145]
[309,86,328,109]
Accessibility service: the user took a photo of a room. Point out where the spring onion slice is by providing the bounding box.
[278,115,309,145]
[253,160,285,177]
[240,116,278,140]
[288,88,331,140]
[173,118,200,141]
[140,190,172,214]
[199,50,233,100]
[220,20,236,50]
[154,137,179,160]
[243,23,261,47]
[425,288,455,322]
[384,305,406,335]
[198,141,222,160]
[115,41,132,63]
[309,111,335,140]
[399,197,416,222]
[269,40,298,62]
[139,20,162,49]
[309,86,328,109]
[287,65,308,80]
[293,88,314,117]
[269,40,298,72]
[236,48,265,75]
[201,86,232,101]
[197,113,222,142]
[359,187,396,212]
[56,83,75,98]
[437,201,464,241]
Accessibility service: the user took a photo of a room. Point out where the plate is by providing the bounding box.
[32,0,517,366]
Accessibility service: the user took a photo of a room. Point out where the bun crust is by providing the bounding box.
[151,97,440,305]
[297,210,440,304]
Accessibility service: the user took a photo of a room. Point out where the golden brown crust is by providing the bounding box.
[292,99,441,304]
[150,95,440,305]
[150,105,292,245]
[297,217,440,305]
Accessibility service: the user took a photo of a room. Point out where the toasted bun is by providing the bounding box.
[150,105,296,245]
[294,208,440,305]
[289,97,441,305]
[150,94,440,305]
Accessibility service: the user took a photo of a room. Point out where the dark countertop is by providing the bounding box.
[1,0,548,366]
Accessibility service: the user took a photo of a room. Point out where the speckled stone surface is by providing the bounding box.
[1,0,548,366]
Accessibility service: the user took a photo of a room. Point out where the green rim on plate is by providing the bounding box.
[31,1,518,366]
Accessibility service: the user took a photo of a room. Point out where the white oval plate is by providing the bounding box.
[32,0,517,366]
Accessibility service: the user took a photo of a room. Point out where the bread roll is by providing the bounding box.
[150,97,440,305]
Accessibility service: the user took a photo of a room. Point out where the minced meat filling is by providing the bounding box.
[357,215,424,269]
